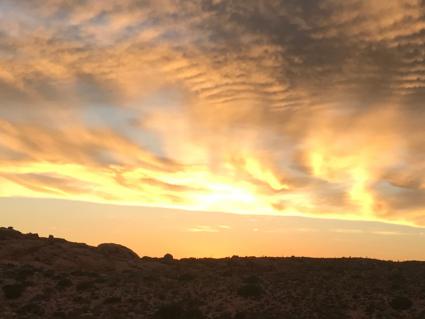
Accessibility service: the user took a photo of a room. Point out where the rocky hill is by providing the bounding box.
[0,227,141,272]
[1,227,424,319]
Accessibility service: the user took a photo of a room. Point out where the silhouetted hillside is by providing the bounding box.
[1,227,424,319]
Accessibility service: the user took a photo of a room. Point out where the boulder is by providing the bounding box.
[97,243,139,261]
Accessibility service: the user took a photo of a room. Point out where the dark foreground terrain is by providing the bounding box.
[1,227,424,319]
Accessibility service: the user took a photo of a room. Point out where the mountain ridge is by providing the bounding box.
[1,226,424,319]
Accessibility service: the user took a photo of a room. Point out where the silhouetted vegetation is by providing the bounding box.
[177,272,195,282]
[1,227,425,319]
[2,284,25,299]
[163,253,174,264]
[19,302,44,316]
[56,277,73,290]
[237,283,263,298]
[103,296,122,304]
[75,280,96,292]
[154,303,205,319]
[389,296,413,311]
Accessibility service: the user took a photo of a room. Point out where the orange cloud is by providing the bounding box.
[0,0,424,226]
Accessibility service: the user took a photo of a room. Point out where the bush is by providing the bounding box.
[178,273,195,282]
[155,304,184,319]
[76,281,94,291]
[389,296,413,311]
[56,278,73,290]
[103,296,122,304]
[237,283,263,298]
[2,284,26,299]
[184,307,204,319]
[14,266,36,282]
[233,312,277,319]
[233,312,247,319]
[243,275,261,285]
[154,303,204,319]
[19,303,44,316]
[163,253,174,263]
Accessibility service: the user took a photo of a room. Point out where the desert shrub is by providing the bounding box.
[103,296,122,304]
[144,273,159,283]
[76,281,95,291]
[162,253,174,264]
[221,270,233,277]
[233,312,247,319]
[234,312,277,319]
[56,278,73,290]
[243,275,261,284]
[43,269,55,278]
[70,270,96,277]
[2,284,26,299]
[19,302,44,316]
[154,303,205,319]
[228,256,242,266]
[237,283,263,298]
[184,307,204,319]
[66,306,91,319]
[215,312,232,319]
[155,304,184,319]
[365,302,377,315]
[315,303,346,319]
[389,296,413,311]
[14,265,36,282]
[388,271,406,291]
[52,310,67,319]
[94,276,107,284]
[73,295,85,303]
[178,273,195,282]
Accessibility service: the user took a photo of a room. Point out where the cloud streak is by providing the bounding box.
[0,0,425,226]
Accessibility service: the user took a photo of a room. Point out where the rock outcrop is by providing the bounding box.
[0,227,141,271]
[97,243,139,260]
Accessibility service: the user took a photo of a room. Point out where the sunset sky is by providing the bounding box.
[1,0,425,259]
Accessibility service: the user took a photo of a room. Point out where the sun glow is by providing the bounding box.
[0,157,278,215]
[348,167,375,216]
[191,182,264,212]
[0,112,419,228]
[0,127,420,228]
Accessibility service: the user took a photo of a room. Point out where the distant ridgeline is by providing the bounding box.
[0,227,423,319]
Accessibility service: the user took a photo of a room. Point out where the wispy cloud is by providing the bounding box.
[187,225,218,233]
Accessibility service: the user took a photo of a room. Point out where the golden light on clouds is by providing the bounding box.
[1,0,425,228]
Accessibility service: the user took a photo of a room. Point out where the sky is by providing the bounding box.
[1,0,425,259]
[3,197,425,260]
